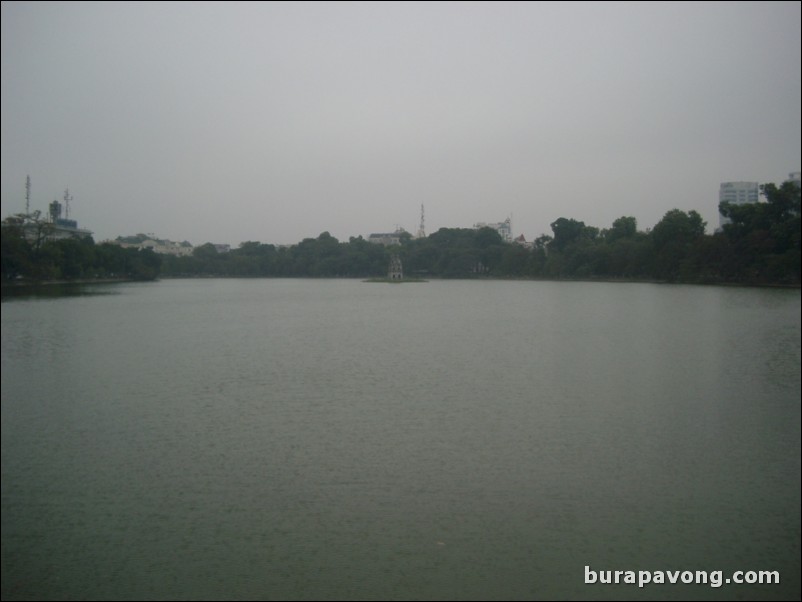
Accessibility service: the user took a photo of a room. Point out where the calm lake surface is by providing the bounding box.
[2,279,800,601]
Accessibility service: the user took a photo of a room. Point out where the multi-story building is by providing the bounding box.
[718,181,759,229]
[114,234,194,256]
[474,217,513,242]
[367,228,409,246]
[2,199,93,243]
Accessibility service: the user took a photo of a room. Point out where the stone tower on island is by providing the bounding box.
[388,255,403,280]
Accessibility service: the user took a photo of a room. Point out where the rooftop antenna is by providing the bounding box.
[25,175,31,215]
[417,204,426,238]
[64,188,73,219]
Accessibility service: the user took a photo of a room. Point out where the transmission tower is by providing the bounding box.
[64,189,73,219]
[416,204,426,239]
[25,175,31,214]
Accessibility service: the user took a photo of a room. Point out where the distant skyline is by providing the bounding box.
[2,1,800,246]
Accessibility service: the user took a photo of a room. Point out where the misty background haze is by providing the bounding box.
[2,1,800,246]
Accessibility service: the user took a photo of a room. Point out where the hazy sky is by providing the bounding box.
[2,1,800,245]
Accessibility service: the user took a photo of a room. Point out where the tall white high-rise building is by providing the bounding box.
[474,217,512,242]
[719,181,759,229]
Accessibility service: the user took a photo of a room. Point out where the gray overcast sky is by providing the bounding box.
[2,1,800,245]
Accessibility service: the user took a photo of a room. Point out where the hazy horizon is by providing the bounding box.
[2,1,800,246]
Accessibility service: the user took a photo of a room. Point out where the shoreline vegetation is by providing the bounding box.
[363,277,429,283]
[2,182,799,289]
[5,274,799,291]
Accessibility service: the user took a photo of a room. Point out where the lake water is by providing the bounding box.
[2,279,800,601]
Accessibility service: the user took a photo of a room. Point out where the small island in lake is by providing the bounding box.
[364,255,427,283]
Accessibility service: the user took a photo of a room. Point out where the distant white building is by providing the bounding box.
[2,201,93,243]
[114,235,194,256]
[368,233,401,246]
[718,181,759,229]
[3,216,93,243]
[368,228,408,246]
[474,217,513,242]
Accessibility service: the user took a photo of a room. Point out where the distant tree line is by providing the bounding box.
[2,181,799,286]
[1,226,162,282]
[161,232,390,278]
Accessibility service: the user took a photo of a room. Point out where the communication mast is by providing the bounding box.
[416,204,426,239]
[64,188,73,219]
[25,175,31,214]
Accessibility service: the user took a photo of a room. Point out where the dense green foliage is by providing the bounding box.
[1,227,162,282]
[3,182,799,285]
